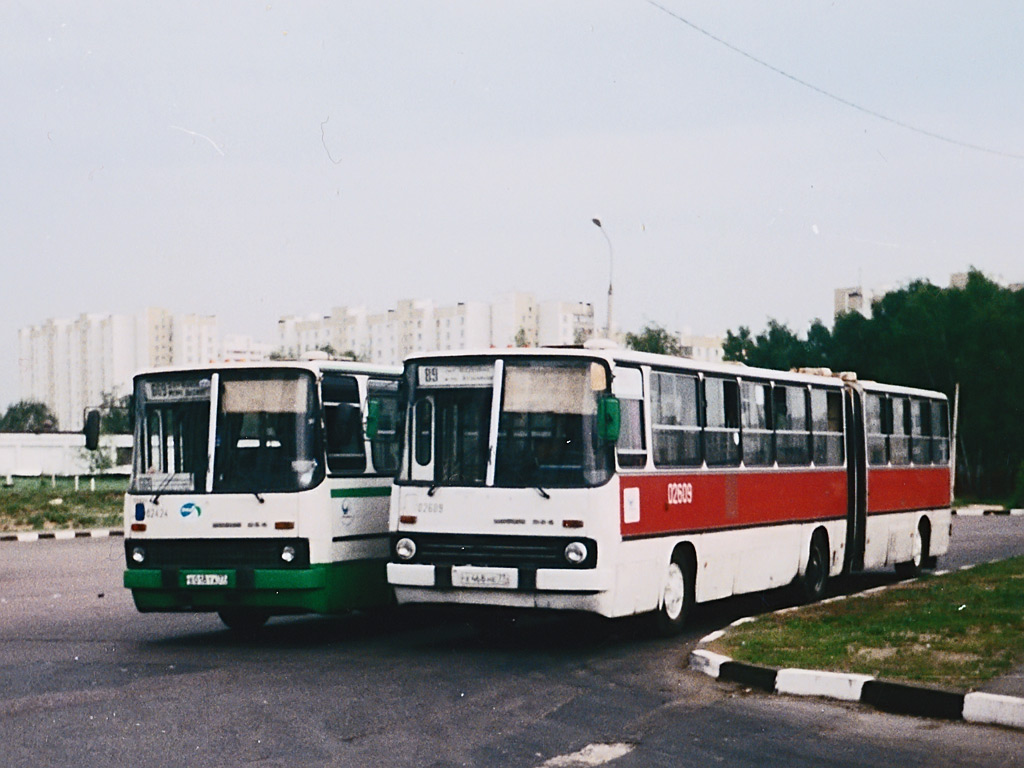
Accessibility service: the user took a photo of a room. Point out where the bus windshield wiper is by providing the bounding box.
[151,472,179,505]
[254,492,265,504]
[427,485,440,497]
[534,487,551,500]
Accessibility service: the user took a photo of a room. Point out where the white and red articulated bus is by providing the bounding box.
[382,347,951,634]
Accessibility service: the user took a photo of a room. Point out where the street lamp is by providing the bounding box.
[592,218,614,339]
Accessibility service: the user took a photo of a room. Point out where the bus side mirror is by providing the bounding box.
[365,398,381,440]
[84,409,101,451]
[597,396,621,443]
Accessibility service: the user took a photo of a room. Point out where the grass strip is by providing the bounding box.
[0,483,124,531]
[711,557,1024,691]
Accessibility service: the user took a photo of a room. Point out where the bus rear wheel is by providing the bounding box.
[796,534,829,603]
[218,608,270,634]
[650,550,695,637]
[895,520,931,579]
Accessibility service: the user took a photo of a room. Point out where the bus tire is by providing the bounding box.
[895,519,931,579]
[650,549,695,637]
[218,608,270,634]
[797,533,829,603]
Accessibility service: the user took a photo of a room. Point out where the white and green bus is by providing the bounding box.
[110,360,402,631]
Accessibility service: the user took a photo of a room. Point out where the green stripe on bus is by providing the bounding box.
[330,487,392,498]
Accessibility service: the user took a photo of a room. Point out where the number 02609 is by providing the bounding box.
[667,482,693,505]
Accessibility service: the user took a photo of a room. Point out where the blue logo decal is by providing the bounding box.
[180,502,201,518]
[135,503,146,522]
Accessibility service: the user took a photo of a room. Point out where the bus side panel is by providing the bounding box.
[618,471,847,604]
[618,469,847,537]
[323,479,392,566]
[866,466,951,514]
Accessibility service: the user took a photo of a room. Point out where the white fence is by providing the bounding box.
[0,433,132,477]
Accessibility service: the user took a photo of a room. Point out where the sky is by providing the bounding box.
[3,1,1023,410]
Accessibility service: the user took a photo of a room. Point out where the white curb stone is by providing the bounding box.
[956,506,987,516]
[776,669,874,701]
[963,692,1024,729]
[689,649,731,678]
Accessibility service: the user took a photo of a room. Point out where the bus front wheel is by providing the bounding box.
[650,550,695,636]
[218,608,270,634]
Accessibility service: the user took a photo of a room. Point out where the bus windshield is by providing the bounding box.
[404,358,612,488]
[132,370,323,495]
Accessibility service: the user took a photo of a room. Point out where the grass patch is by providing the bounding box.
[0,482,124,531]
[711,557,1024,691]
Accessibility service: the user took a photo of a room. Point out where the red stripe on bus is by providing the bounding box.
[619,470,847,537]
[867,466,951,513]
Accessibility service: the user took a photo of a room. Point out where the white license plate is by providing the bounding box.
[185,573,229,587]
[451,566,517,589]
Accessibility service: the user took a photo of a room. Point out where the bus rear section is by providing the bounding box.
[120,362,401,631]
[847,381,952,576]
[386,349,953,633]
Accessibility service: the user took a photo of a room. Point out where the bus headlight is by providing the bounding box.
[564,541,588,565]
[130,546,146,564]
[395,537,417,561]
[280,545,296,563]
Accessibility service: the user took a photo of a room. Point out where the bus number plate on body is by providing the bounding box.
[185,573,229,587]
[451,566,517,589]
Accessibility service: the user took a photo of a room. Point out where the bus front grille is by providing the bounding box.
[124,538,310,570]
[391,533,597,569]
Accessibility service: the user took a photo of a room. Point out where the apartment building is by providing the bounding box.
[491,291,538,347]
[18,309,220,431]
[279,294,595,363]
[537,300,594,347]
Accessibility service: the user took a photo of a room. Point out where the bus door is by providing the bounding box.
[843,385,867,572]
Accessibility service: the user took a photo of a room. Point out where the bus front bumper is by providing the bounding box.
[124,559,390,614]
[386,562,616,614]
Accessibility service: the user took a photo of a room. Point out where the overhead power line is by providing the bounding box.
[646,0,1024,161]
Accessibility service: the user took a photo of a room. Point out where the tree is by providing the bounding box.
[97,391,132,434]
[725,269,1024,498]
[748,320,804,370]
[0,400,58,433]
[725,320,817,371]
[722,326,755,362]
[624,324,683,356]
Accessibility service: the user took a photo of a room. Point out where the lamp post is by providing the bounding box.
[591,218,614,339]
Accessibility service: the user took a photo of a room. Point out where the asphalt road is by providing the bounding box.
[1,516,1023,768]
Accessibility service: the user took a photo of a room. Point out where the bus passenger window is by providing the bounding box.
[810,389,844,466]
[617,399,647,468]
[704,377,740,466]
[773,385,810,466]
[651,372,700,467]
[741,381,772,466]
[866,394,888,466]
[612,366,646,469]
[368,378,402,475]
[910,398,931,465]
[889,397,910,465]
[931,400,950,464]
